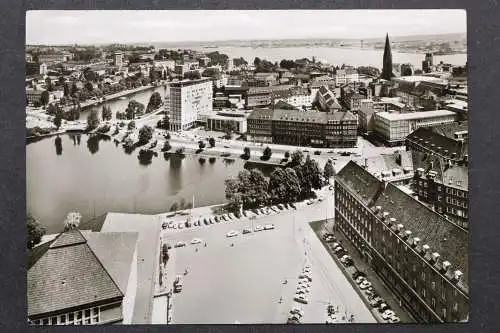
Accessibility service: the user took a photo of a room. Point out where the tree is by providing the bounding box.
[84,81,94,92]
[183,71,201,80]
[87,109,100,130]
[324,159,335,183]
[284,151,291,159]
[262,146,272,160]
[208,137,215,148]
[53,114,62,129]
[27,214,46,249]
[101,105,112,121]
[63,211,82,231]
[233,57,248,67]
[138,125,154,144]
[71,82,78,96]
[299,155,323,198]
[128,120,136,131]
[45,77,54,92]
[242,147,251,160]
[280,59,295,70]
[147,92,162,111]
[224,178,243,214]
[290,150,304,167]
[198,140,206,149]
[40,90,50,106]
[162,243,169,266]
[254,57,262,67]
[170,201,179,212]
[222,121,236,139]
[162,141,172,152]
[268,168,301,204]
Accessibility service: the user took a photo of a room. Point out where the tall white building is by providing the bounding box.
[169,78,213,131]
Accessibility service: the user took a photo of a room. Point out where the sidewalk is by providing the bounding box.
[318,225,415,323]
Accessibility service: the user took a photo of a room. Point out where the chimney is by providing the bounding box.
[442,261,451,273]
[453,270,463,282]
[382,212,389,220]
[431,252,441,264]
[404,230,412,240]
[388,217,396,226]
[412,237,420,247]
[422,244,430,255]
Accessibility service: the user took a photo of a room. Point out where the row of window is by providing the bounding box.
[30,306,100,325]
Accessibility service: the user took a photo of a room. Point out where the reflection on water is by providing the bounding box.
[27,135,248,233]
[209,157,216,164]
[54,136,62,156]
[199,157,206,165]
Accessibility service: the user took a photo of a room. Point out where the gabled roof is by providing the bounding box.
[336,161,469,292]
[28,229,137,317]
[407,126,465,159]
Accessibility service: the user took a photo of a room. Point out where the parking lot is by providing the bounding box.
[156,189,376,324]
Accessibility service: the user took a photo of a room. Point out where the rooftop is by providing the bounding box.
[375,110,456,121]
[407,125,466,159]
[28,229,137,317]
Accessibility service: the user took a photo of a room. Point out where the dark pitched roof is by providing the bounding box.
[430,121,468,139]
[326,111,357,122]
[337,161,468,292]
[28,229,137,317]
[247,108,274,121]
[373,183,468,290]
[336,161,384,206]
[406,126,465,159]
[273,109,327,123]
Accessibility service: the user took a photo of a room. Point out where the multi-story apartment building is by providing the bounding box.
[411,151,468,228]
[247,108,357,147]
[405,123,468,163]
[28,229,138,325]
[358,97,406,134]
[169,78,213,131]
[315,86,343,112]
[335,67,359,86]
[113,52,123,68]
[272,87,312,109]
[373,110,457,146]
[334,161,468,323]
[38,53,69,65]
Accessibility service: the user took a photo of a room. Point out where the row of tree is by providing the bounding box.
[225,151,330,213]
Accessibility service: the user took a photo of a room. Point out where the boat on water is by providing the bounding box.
[204,45,218,49]
[118,96,128,100]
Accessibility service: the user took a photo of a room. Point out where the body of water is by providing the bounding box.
[27,134,244,233]
[179,45,467,69]
[79,85,168,120]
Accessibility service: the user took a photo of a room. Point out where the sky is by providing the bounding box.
[26,10,466,45]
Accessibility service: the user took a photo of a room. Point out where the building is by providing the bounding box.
[334,161,468,323]
[411,152,468,228]
[400,63,415,76]
[353,151,415,186]
[443,99,468,121]
[391,76,448,110]
[405,123,468,163]
[247,108,357,148]
[273,87,312,109]
[26,89,44,106]
[422,53,434,73]
[28,229,138,325]
[373,110,457,146]
[315,86,343,112]
[381,34,394,80]
[358,97,405,134]
[38,54,68,65]
[205,110,248,133]
[169,78,213,131]
[113,52,124,68]
[154,60,176,72]
[335,68,359,86]
[39,63,48,76]
[246,90,272,108]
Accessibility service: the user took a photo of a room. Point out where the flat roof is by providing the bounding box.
[376,110,456,121]
[392,75,447,84]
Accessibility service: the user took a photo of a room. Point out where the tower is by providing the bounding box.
[381,33,394,81]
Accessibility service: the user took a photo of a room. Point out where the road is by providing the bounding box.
[156,187,376,324]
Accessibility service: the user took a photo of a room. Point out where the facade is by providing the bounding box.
[38,54,69,65]
[39,63,48,76]
[334,161,468,323]
[373,110,457,146]
[400,63,415,76]
[358,97,405,134]
[205,111,248,133]
[28,229,138,325]
[335,68,360,86]
[315,86,342,112]
[247,108,357,148]
[273,87,312,109]
[169,78,213,131]
[113,52,124,68]
[411,153,469,229]
[26,89,44,106]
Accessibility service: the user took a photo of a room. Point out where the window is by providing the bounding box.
[431,281,436,291]
[422,288,426,298]
[422,272,426,281]
[442,308,447,320]
[442,289,447,302]
[431,297,436,310]
[453,303,459,313]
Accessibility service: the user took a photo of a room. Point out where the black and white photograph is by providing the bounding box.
[26,9,468,325]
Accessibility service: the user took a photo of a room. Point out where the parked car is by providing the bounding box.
[290,307,304,318]
[278,204,285,210]
[222,214,229,221]
[214,216,220,222]
[369,297,383,308]
[299,274,312,282]
[162,222,169,229]
[270,206,279,212]
[294,295,308,304]
[242,228,252,234]
[190,238,202,245]
[356,276,366,284]
[360,281,372,290]
[228,213,236,219]
[382,310,396,320]
[264,224,275,230]
[254,225,264,232]
[208,217,214,224]
[352,271,366,279]
[314,150,321,155]
[388,316,400,323]
[226,230,239,237]
[204,219,209,225]
[306,199,313,205]
[177,223,184,229]
[174,241,186,248]
[289,202,296,209]
[378,303,390,313]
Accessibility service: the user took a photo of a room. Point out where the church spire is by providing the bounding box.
[381,33,393,80]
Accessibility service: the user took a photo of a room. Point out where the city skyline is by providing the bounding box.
[26,10,466,45]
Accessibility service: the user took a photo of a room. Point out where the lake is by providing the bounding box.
[79,85,168,120]
[167,45,467,69]
[26,134,245,233]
